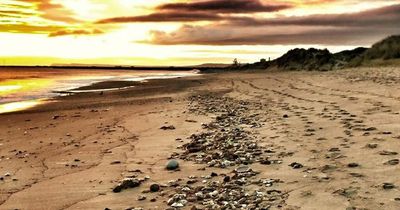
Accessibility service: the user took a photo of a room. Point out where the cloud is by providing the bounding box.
[48,29,104,37]
[157,0,292,13]
[18,0,80,23]
[97,0,291,24]
[97,12,223,24]
[0,1,83,35]
[231,3,400,27]
[143,4,400,46]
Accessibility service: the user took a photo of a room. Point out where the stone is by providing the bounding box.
[138,195,146,201]
[113,178,141,193]
[366,143,378,149]
[380,151,398,156]
[160,125,176,130]
[223,176,231,183]
[386,159,400,165]
[210,172,218,177]
[166,160,180,170]
[235,166,251,173]
[289,162,304,169]
[347,163,360,168]
[111,160,121,165]
[150,184,160,192]
[383,183,396,190]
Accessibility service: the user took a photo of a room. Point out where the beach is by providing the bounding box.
[1,67,400,210]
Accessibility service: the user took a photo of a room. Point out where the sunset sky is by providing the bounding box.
[1,0,399,66]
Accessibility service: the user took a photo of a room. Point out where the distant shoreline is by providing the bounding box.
[0,65,225,71]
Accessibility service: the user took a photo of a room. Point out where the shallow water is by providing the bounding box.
[0,67,197,114]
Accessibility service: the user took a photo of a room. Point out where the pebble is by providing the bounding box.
[380,151,398,156]
[111,160,121,165]
[383,183,396,190]
[366,143,378,149]
[161,95,288,209]
[289,162,304,169]
[386,159,400,165]
[166,160,180,170]
[113,178,141,193]
[160,125,176,130]
[150,184,160,192]
[138,195,146,201]
[347,163,360,168]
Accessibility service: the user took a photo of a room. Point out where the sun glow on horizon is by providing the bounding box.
[0,0,399,66]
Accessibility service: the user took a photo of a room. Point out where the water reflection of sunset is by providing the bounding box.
[0,100,45,114]
[0,79,53,97]
[0,68,198,113]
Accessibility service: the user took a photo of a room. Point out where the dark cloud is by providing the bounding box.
[147,26,400,46]
[144,4,400,46]
[97,12,223,24]
[97,0,291,24]
[48,29,104,37]
[231,3,400,27]
[157,0,292,13]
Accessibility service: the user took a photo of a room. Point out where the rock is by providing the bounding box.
[150,184,160,192]
[347,163,360,168]
[113,178,141,193]
[283,114,289,118]
[366,143,378,149]
[383,183,396,190]
[111,160,121,165]
[334,187,358,198]
[160,125,176,130]
[186,143,203,153]
[386,159,400,165]
[379,151,398,156]
[168,194,187,207]
[235,166,251,173]
[138,195,146,201]
[260,159,272,165]
[364,127,377,131]
[223,176,231,182]
[171,202,184,208]
[289,162,304,169]
[166,160,179,170]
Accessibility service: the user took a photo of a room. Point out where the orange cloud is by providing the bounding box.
[48,28,104,37]
[19,0,80,23]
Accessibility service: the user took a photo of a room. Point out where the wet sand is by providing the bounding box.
[1,67,400,210]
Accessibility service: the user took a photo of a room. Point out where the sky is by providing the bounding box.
[0,0,399,66]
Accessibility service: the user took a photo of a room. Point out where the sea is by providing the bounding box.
[0,67,198,114]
